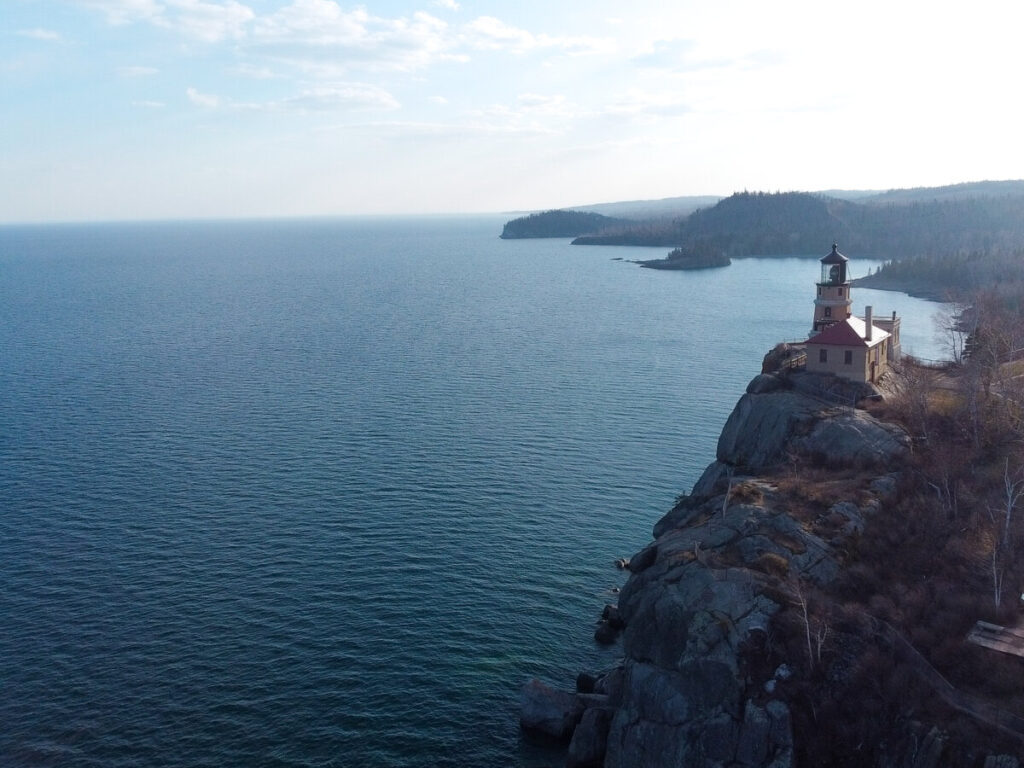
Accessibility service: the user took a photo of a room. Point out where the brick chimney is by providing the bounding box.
[864,306,873,341]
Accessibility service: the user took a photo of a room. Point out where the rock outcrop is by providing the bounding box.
[693,370,908,497]
[522,367,927,767]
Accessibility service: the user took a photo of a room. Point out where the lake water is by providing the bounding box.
[0,216,945,767]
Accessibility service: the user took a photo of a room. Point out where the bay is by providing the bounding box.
[0,216,945,767]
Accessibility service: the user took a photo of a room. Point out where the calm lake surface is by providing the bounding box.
[0,216,945,767]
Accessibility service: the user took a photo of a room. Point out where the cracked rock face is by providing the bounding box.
[603,487,823,768]
[713,371,909,478]
[524,371,914,768]
[591,376,911,767]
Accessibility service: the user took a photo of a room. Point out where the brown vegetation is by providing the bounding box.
[756,304,1024,762]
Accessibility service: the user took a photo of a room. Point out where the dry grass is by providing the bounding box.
[728,480,765,505]
[759,364,1024,762]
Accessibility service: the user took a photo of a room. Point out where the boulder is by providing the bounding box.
[870,473,900,497]
[765,700,793,748]
[690,461,734,499]
[699,711,739,762]
[827,500,865,536]
[594,620,619,645]
[567,707,615,768]
[907,726,946,768]
[735,701,771,766]
[716,392,821,470]
[984,757,1020,768]
[519,679,581,741]
[576,672,597,694]
[747,373,783,394]
[795,410,910,467]
[602,603,624,629]
[594,666,626,703]
[627,544,658,574]
[653,493,706,535]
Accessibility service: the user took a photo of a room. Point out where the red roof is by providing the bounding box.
[809,317,889,348]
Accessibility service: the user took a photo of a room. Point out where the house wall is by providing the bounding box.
[874,317,902,360]
[869,341,889,381]
[806,344,870,382]
[806,340,890,383]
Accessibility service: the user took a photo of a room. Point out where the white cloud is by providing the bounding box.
[77,0,163,25]
[344,120,556,142]
[432,0,460,10]
[79,0,253,41]
[185,82,397,112]
[119,65,159,76]
[461,16,612,56]
[631,39,694,70]
[186,86,220,107]
[430,95,449,105]
[160,0,254,42]
[251,2,453,73]
[516,93,572,116]
[278,84,400,111]
[601,90,690,118]
[232,63,279,79]
[17,28,62,41]
[461,16,532,51]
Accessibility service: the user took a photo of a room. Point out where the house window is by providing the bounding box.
[838,288,844,297]
[824,307,832,318]
[819,349,827,363]
[844,350,853,365]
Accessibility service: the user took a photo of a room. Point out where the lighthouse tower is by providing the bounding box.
[811,243,852,335]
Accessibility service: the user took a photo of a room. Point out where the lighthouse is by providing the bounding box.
[811,243,852,336]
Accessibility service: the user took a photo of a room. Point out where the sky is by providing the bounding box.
[4,0,1024,223]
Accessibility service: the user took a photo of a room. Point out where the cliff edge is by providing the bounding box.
[523,368,1024,768]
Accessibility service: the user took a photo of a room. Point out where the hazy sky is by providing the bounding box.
[5,0,1024,222]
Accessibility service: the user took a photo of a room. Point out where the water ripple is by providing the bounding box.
[0,217,946,767]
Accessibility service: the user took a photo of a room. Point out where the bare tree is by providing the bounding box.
[987,458,1024,609]
[721,466,735,515]
[791,579,830,670]
[888,358,939,441]
[933,301,972,366]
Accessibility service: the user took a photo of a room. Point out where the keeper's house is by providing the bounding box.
[804,244,900,384]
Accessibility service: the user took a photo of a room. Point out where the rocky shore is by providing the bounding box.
[521,367,1023,768]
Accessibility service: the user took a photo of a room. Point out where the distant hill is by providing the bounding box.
[499,209,627,239]
[571,188,1024,261]
[499,182,1024,300]
[572,191,850,249]
[566,195,722,220]
[859,180,1024,205]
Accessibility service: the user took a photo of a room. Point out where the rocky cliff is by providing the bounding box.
[522,368,1023,768]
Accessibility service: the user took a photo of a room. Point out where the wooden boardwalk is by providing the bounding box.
[967,621,1024,658]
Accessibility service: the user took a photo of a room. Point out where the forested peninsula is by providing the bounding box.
[500,210,627,239]
[502,181,1024,295]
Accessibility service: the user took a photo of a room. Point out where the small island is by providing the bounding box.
[638,243,731,270]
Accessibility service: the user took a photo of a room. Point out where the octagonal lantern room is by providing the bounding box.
[819,243,848,286]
